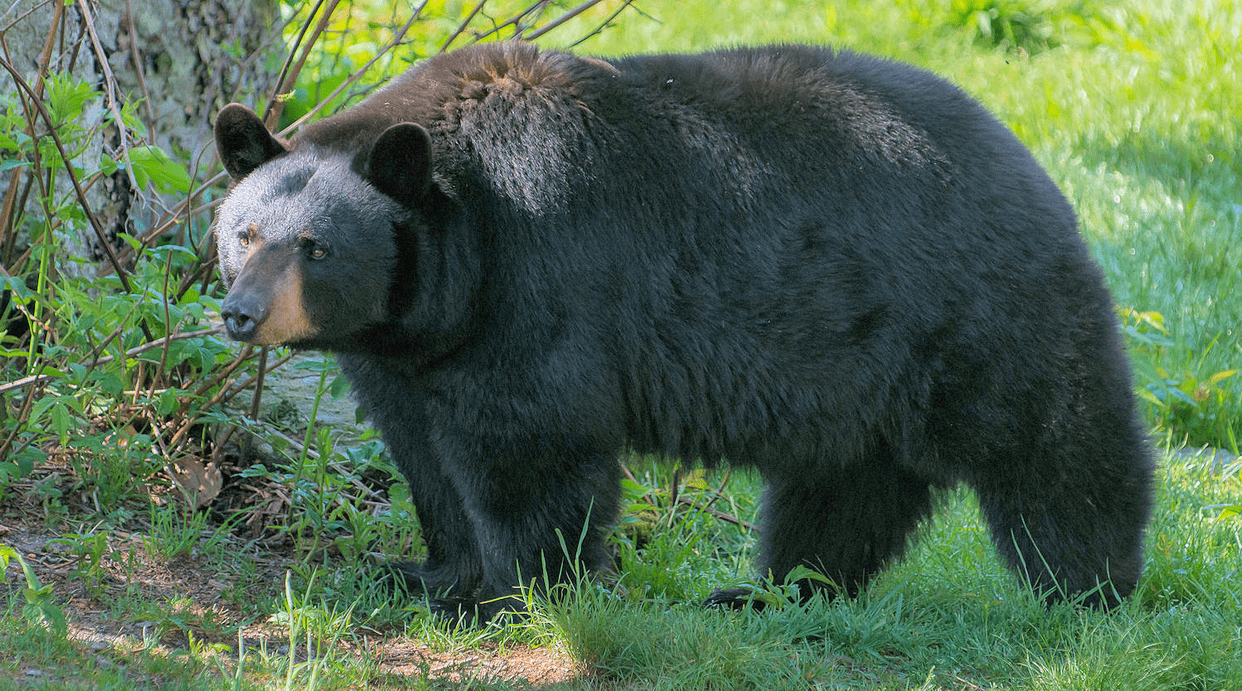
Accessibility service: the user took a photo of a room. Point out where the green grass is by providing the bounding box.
[2,0,1241,688]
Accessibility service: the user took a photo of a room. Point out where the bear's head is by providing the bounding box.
[212,104,435,349]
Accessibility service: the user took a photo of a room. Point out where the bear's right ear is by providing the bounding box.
[365,123,433,208]
[214,103,287,180]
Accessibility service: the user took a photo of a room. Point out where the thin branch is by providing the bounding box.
[676,496,757,532]
[262,0,327,125]
[467,0,545,45]
[161,349,296,453]
[441,0,488,53]
[525,0,614,41]
[568,0,636,48]
[0,0,62,263]
[0,326,226,395]
[122,0,155,133]
[107,173,227,272]
[280,5,428,136]
[0,54,140,300]
[0,0,55,36]
[265,0,342,129]
[0,373,41,460]
[74,0,140,194]
[249,347,268,425]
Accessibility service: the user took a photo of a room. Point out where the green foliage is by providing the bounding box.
[273,0,624,129]
[144,503,237,561]
[1124,309,1240,451]
[0,73,234,498]
[900,0,1123,54]
[611,459,758,603]
[264,570,358,691]
[46,531,111,596]
[1,544,67,636]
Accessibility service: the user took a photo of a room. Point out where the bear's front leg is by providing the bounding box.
[439,438,622,623]
[340,365,486,600]
[384,459,482,598]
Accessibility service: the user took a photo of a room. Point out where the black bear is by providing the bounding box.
[213,43,1153,620]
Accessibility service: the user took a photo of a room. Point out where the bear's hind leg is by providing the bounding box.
[973,438,1152,608]
[708,451,934,608]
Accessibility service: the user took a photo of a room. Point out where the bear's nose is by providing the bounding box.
[221,292,267,342]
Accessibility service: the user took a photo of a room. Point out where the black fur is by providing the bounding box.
[214,43,1153,620]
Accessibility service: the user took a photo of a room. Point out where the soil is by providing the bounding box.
[0,462,581,688]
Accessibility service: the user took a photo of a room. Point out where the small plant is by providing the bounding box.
[1122,309,1240,452]
[1,544,67,635]
[0,78,242,509]
[144,503,237,561]
[267,570,356,691]
[47,531,111,596]
[901,0,1119,54]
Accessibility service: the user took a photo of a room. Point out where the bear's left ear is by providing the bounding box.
[365,123,433,208]
[215,103,287,180]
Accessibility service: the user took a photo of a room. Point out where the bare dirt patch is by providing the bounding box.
[0,462,582,687]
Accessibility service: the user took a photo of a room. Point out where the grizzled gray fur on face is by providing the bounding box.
[214,42,1153,623]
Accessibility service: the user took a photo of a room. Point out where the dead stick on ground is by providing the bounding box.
[676,495,757,532]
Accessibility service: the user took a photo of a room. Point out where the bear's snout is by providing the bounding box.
[218,248,315,346]
[221,291,267,342]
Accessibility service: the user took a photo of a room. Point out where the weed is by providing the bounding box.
[1123,308,1241,451]
[1,544,67,635]
[47,531,111,597]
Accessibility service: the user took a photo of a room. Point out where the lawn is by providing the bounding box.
[1,0,1239,689]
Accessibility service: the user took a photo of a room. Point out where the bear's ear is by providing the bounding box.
[365,123,433,208]
[214,103,287,180]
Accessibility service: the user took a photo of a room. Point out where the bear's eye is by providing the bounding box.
[306,243,328,260]
[296,235,328,260]
[239,223,259,247]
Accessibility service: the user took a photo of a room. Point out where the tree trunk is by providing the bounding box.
[1,0,280,272]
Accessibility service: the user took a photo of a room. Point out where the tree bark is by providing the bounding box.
[1,0,280,271]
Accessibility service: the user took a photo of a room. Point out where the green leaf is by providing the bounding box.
[126,145,193,194]
[1136,388,1165,408]
[24,594,67,636]
[1,275,34,301]
[294,358,337,372]
[329,373,351,399]
[156,388,180,416]
[783,564,833,586]
[1,546,67,634]
[1208,370,1237,385]
[50,403,73,443]
[94,371,125,396]
[44,74,97,126]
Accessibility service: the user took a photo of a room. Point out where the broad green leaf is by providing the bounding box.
[127,145,193,194]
